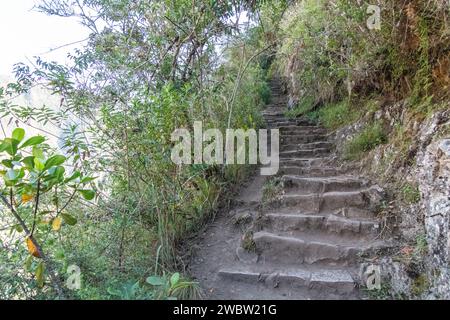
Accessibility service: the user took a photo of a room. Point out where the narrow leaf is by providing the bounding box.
[35,261,45,288]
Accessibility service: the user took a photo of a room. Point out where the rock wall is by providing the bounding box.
[417,124,450,298]
[336,106,450,298]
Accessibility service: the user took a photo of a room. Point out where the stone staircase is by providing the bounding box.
[189,78,388,300]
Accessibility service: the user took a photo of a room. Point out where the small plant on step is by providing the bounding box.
[241,230,256,252]
[231,210,253,229]
[261,177,283,208]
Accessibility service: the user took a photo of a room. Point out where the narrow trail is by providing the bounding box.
[189,78,389,300]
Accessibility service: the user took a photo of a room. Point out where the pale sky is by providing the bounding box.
[0,0,89,78]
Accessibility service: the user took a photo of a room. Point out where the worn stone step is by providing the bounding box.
[281,175,369,193]
[279,125,326,133]
[280,148,330,158]
[279,157,331,168]
[266,119,315,126]
[281,141,333,152]
[262,112,286,118]
[217,263,358,297]
[270,187,383,213]
[267,121,301,128]
[253,232,373,266]
[281,134,327,145]
[278,166,340,177]
[263,213,379,237]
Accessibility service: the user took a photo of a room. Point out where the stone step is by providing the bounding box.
[266,119,315,126]
[253,232,379,266]
[269,187,383,213]
[279,157,331,167]
[281,134,328,144]
[278,166,341,177]
[279,125,325,132]
[217,263,358,298]
[263,213,379,237]
[280,148,330,158]
[281,175,369,193]
[281,141,333,152]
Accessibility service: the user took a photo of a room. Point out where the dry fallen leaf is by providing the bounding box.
[52,217,62,231]
[26,237,41,258]
[21,194,34,203]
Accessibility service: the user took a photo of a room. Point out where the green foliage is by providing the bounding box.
[313,101,358,130]
[0,128,94,298]
[285,96,315,119]
[401,183,421,204]
[146,272,201,300]
[344,122,387,160]
[264,0,449,122]
[0,0,271,300]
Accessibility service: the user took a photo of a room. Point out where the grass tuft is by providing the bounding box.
[344,122,387,159]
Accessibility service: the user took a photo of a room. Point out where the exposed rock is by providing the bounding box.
[417,133,450,298]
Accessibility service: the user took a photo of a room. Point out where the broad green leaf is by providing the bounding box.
[20,136,45,149]
[44,155,66,170]
[32,147,44,159]
[3,138,19,156]
[64,171,81,183]
[61,213,77,226]
[146,276,166,286]
[170,272,180,287]
[22,156,35,168]
[48,165,65,179]
[2,159,13,168]
[12,128,25,142]
[54,166,65,181]
[34,157,45,171]
[78,189,95,200]
[5,169,18,181]
[0,141,8,152]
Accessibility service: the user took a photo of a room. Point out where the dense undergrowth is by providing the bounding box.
[0,1,272,299]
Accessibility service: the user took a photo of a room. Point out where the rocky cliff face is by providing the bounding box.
[417,123,450,298]
[335,105,450,298]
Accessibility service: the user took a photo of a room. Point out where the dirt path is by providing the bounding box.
[189,78,388,300]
